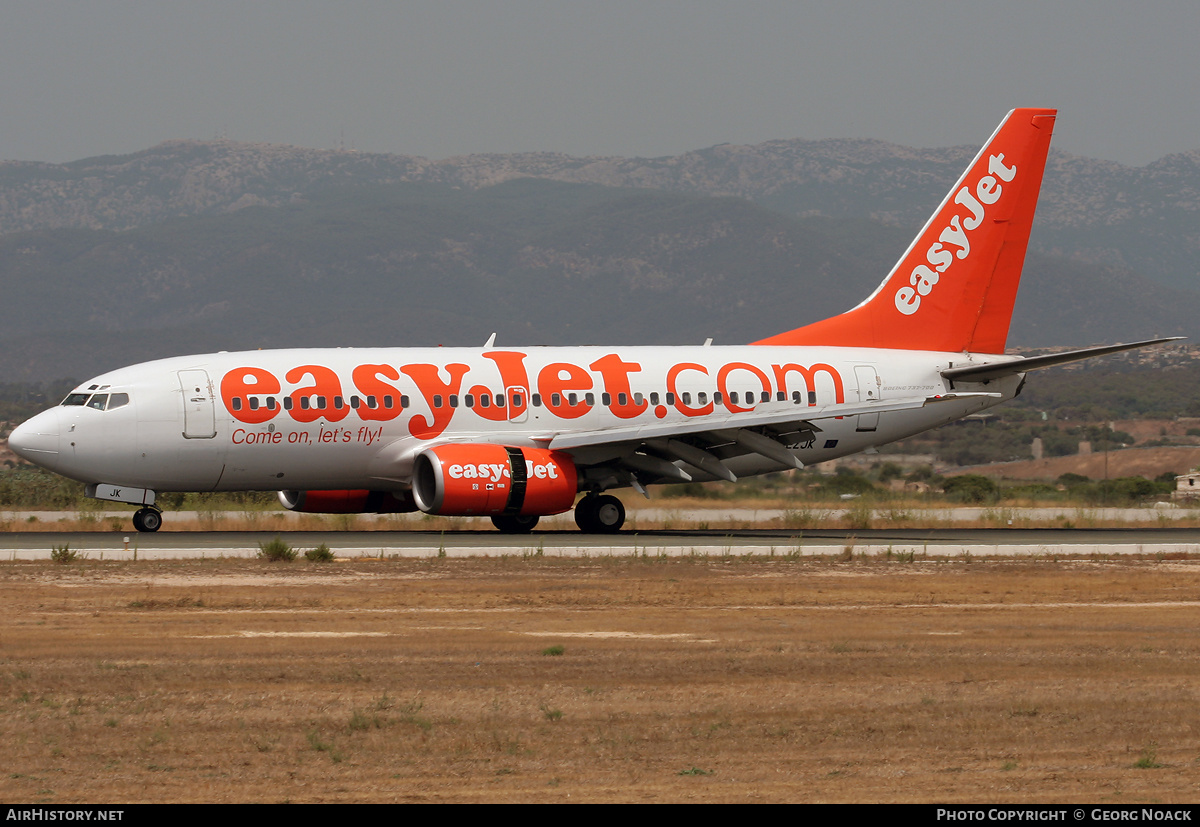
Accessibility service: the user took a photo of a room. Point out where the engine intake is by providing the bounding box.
[412,444,577,516]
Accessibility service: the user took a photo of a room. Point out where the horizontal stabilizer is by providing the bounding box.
[942,337,1184,384]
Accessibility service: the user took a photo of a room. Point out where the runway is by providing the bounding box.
[4,526,1200,560]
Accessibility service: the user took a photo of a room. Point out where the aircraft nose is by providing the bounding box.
[7,409,60,470]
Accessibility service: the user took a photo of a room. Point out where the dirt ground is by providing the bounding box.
[3,553,1200,803]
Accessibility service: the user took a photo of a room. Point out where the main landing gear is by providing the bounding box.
[574,494,625,534]
[132,507,162,533]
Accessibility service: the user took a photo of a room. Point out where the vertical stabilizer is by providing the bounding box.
[754,108,1056,353]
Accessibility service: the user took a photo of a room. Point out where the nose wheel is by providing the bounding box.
[132,507,162,533]
[574,494,625,533]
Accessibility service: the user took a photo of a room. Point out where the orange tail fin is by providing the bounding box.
[754,108,1056,354]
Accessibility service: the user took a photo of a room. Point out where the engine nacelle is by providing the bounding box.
[412,444,578,516]
[278,489,416,514]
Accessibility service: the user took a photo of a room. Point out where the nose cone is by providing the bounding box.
[8,409,60,470]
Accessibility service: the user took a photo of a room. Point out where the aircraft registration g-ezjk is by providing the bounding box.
[7,108,1179,533]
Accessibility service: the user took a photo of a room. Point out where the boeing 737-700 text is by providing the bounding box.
[7,108,1178,533]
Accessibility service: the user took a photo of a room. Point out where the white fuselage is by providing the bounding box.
[10,345,1018,493]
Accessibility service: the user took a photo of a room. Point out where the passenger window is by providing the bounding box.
[602,393,612,406]
[87,394,109,410]
[478,394,488,408]
[568,393,578,406]
[231,398,243,411]
[384,395,394,409]
[618,393,628,406]
[666,393,675,405]
[697,392,707,405]
[777,391,786,402]
[511,393,522,407]
[400,395,410,409]
[730,392,739,404]
[531,394,542,407]
[266,397,277,410]
[682,392,692,405]
[433,395,443,408]
[495,394,505,408]
[809,391,817,404]
[367,396,378,409]
[551,393,562,407]
[586,393,595,406]
[248,397,260,411]
[792,391,802,404]
[283,397,293,410]
[317,396,327,409]
[449,395,459,408]
[713,392,722,404]
[334,396,344,409]
[350,396,360,409]
[649,393,659,405]
[300,397,311,410]
[760,391,770,403]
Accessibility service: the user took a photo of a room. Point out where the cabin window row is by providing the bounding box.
[229,388,820,412]
[231,394,413,412]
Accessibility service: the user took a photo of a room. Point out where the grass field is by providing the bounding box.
[3,553,1200,802]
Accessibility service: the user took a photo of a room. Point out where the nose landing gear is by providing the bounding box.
[132,507,162,533]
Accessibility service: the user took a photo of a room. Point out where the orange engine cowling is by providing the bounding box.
[278,489,416,514]
[412,444,578,517]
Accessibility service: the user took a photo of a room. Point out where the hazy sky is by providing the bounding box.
[2,1,1197,166]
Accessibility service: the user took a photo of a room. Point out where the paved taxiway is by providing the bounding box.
[3,526,1200,560]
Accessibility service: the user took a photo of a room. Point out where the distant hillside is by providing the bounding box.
[0,180,1195,381]
[3,135,1199,291]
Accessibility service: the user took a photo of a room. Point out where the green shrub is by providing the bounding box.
[257,536,296,562]
[943,475,1000,504]
[50,543,79,564]
[305,544,335,562]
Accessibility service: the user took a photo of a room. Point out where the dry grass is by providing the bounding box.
[3,554,1200,802]
[10,497,1200,533]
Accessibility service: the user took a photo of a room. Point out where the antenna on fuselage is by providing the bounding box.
[484,332,497,348]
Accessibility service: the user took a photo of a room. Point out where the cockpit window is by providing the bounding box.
[61,392,131,410]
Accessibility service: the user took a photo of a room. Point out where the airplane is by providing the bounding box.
[6,108,1179,534]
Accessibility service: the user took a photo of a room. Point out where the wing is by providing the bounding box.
[542,392,1000,489]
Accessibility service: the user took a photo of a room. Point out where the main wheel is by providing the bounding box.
[491,514,540,534]
[133,508,162,533]
[575,494,624,534]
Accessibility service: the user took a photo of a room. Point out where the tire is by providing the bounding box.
[134,508,162,533]
[574,496,598,532]
[591,495,625,533]
[491,514,539,534]
[575,494,624,534]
